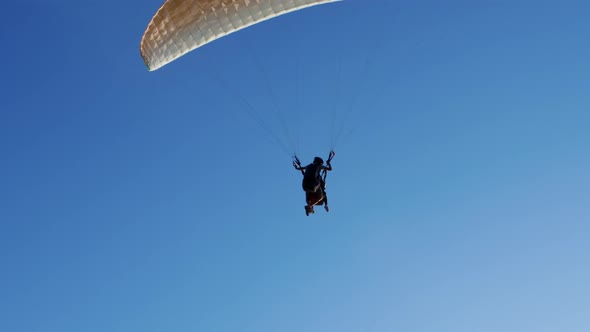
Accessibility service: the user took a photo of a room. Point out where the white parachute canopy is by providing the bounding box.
[140,0,339,71]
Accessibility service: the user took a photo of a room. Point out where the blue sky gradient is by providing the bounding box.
[2,1,590,331]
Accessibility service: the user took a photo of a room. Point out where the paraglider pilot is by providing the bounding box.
[293,151,335,216]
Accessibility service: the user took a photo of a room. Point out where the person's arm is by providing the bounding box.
[293,162,306,174]
[293,162,303,171]
[324,150,335,171]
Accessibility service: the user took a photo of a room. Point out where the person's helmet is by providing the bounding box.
[313,157,324,165]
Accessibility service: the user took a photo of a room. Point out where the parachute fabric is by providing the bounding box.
[140,0,340,71]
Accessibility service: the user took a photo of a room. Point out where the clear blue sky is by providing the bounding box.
[2,1,590,331]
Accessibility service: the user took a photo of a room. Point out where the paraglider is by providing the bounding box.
[293,151,335,216]
[140,0,339,71]
[140,1,344,215]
